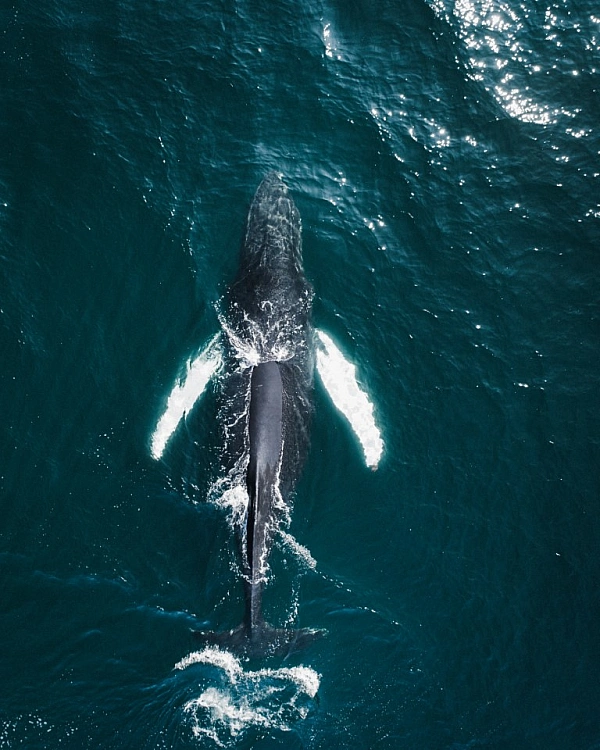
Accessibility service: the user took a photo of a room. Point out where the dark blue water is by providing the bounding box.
[1,1,599,747]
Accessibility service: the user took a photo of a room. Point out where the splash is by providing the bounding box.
[211,482,249,524]
[218,310,298,368]
[150,335,223,460]
[315,330,384,469]
[175,647,320,746]
[280,531,317,571]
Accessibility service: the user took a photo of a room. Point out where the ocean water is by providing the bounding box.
[1,0,599,747]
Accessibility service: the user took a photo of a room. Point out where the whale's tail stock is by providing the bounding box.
[192,620,326,659]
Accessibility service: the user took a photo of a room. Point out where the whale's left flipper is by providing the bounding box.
[315,329,384,469]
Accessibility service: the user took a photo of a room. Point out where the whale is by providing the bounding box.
[150,173,384,658]
[196,173,322,656]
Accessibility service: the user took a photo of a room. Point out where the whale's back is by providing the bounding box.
[228,174,311,334]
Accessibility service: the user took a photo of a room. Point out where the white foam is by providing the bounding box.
[315,329,384,469]
[218,308,299,367]
[177,647,321,744]
[280,531,317,570]
[150,335,223,460]
[213,483,248,517]
[187,688,270,742]
[255,665,321,699]
[174,647,242,682]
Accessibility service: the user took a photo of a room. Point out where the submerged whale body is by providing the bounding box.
[194,173,324,657]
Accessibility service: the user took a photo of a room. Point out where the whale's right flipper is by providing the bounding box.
[150,334,223,460]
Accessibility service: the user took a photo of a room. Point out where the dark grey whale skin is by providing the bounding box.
[194,174,323,657]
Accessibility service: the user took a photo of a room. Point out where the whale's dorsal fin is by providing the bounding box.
[315,329,384,470]
[150,334,223,460]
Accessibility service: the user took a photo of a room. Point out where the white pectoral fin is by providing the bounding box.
[315,329,384,470]
[150,333,223,460]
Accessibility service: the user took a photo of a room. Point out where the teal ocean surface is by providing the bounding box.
[1,1,599,747]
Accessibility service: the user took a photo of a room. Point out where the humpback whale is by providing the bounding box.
[150,173,383,658]
[198,173,320,656]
